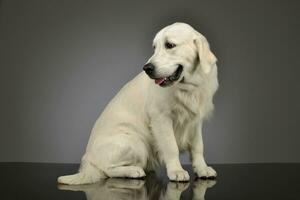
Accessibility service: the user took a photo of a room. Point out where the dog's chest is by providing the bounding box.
[171,90,204,124]
[170,90,204,149]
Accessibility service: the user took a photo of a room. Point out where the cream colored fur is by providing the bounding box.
[58,22,218,184]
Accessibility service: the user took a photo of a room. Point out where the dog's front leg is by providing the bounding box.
[190,122,217,178]
[150,115,190,181]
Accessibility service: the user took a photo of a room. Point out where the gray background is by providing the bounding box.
[1,0,299,164]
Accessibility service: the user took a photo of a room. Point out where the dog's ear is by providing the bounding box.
[194,35,217,74]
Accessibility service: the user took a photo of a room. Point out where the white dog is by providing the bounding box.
[58,22,218,184]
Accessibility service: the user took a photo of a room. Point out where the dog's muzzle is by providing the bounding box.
[144,64,183,87]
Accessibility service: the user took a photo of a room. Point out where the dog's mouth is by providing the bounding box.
[153,65,183,87]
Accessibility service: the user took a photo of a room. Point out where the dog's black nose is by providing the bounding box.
[143,63,155,75]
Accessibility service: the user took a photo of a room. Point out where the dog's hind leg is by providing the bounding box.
[101,134,148,178]
[58,156,107,185]
[105,166,146,178]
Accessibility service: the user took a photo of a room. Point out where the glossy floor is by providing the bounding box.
[1,163,299,199]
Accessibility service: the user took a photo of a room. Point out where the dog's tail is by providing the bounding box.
[57,162,106,185]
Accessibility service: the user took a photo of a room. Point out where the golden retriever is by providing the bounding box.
[58,22,218,184]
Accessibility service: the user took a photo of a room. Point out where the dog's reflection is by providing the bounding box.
[59,174,216,200]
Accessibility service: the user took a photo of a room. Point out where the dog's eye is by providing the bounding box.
[165,42,176,49]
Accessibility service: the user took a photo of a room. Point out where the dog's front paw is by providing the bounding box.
[167,169,190,182]
[194,166,217,179]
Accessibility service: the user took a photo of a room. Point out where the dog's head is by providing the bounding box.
[144,22,217,88]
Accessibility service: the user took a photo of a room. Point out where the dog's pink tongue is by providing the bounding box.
[155,78,165,85]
